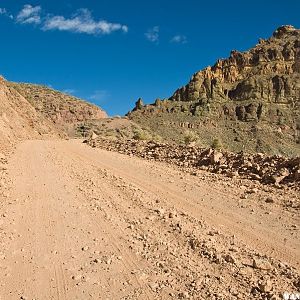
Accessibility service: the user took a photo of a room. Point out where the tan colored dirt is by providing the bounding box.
[0,140,299,299]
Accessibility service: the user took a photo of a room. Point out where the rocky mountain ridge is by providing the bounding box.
[128,25,300,156]
[171,25,299,123]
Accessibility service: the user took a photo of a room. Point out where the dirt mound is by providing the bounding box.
[87,137,300,187]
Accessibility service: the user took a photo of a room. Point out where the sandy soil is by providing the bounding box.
[0,140,299,300]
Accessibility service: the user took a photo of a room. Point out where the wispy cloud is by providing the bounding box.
[0,7,13,19]
[43,9,128,35]
[63,89,76,95]
[16,4,41,24]
[89,90,109,102]
[170,35,187,44]
[1,4,128,36]
[145,26,159,43]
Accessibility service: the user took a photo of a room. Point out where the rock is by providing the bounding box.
[258,280,272,292]
[168,212,175,218]
[224,254,236,264]
[125,25,300,158]
[72,274,82,281]
[270,295,280,300]
[265,197,275,203]
[295,169,300,181]
[239,267,253,277]
[149,282,159,291]
[253,258,273,270]
[134,98,144,111]
[90,131,98,140]
[87,134,300,187]
[178,291,190,299]
[247,188,259,194]
[210,151,223,164]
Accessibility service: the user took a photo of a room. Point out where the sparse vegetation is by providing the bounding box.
[183,130,199,145]
[211,138,223,150]
[133,129,152,141]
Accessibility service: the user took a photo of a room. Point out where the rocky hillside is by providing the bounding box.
[128,25,300,156]
[0,76,107,152]
[10,82,107,136]
[0,76,59,152]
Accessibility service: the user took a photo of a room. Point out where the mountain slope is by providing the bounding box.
[128,25,300,156]
[0,77,60,152]
[0,77,107,152]
[9,82,107,136]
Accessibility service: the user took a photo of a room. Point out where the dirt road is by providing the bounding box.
[0,140,299,299]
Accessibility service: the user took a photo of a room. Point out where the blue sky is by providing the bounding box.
[0,0,299,116]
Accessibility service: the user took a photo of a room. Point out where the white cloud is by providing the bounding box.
[0,8,13,19]
[43,9,128,35]
[89,90,109,102]
[145,26,159,43]
[2,5,127,36]
[16,4,41,24]
[63,89,76,95]
[171,35,187,44]
[0,8,7,15]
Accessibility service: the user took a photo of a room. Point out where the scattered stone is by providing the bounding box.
[168,212,175,218]
[86,137,300,188]
[72,274,82,281]
[253,258,273,270]
[265,197,275,203]
[178,291,190,299]
[224,254,236,264]
[258,279,272,293]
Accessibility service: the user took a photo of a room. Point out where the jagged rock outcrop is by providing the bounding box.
[173,26,299,98]
[170,25,299,124]
[128,26,300,156]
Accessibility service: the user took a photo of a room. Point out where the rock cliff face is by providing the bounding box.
[128,26,300,156]
[171,25,299,124]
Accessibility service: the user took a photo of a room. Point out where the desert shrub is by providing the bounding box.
[104,129,114,136]
[183,130,199,145]
[77,123,90,137]
[211,138,223,149]
[277,116,286,126]
[133,129,151,141]
[152,133,163,142]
